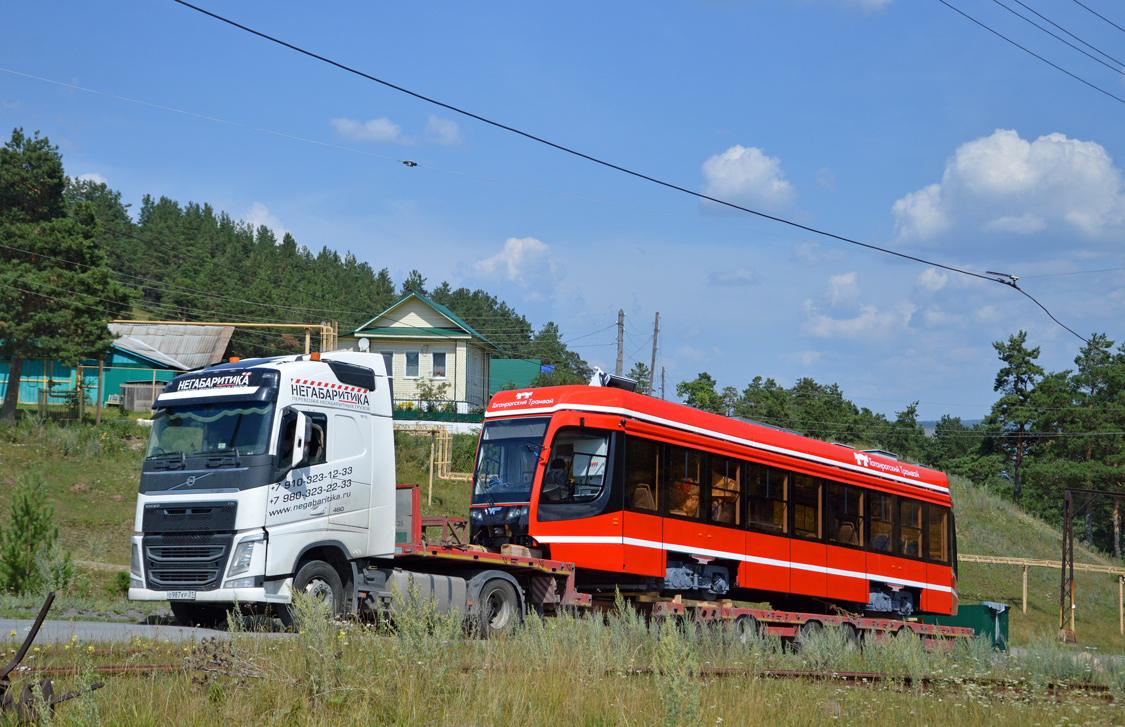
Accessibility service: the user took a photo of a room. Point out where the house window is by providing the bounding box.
[380,351,394,378]
[432,351,447,379]
[404,351,420,379]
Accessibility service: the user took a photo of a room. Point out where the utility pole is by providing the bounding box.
[661,367,665,401]
[615,309,625,376]
[648,312,659,396]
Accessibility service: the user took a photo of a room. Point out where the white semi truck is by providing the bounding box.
[128,351,582,633]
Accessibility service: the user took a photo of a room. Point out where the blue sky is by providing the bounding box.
[3,0,1124,421]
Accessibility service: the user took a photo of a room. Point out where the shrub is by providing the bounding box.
[0,470,68,594]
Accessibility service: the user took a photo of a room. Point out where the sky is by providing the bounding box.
[3,0,1124,422]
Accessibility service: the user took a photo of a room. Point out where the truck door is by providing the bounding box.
[327,412,373,555]
[265,409,333,575]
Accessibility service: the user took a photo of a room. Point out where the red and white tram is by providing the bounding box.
[469,382,958,617]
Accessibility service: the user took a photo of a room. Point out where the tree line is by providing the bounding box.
[673,331,1125,561]
[0,128,591,413]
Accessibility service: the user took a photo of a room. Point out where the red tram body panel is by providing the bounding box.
[469,385,958,617]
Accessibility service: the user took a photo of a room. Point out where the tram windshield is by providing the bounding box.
[472,417,550,505]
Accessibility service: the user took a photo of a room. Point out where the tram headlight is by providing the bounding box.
[504,505,529,523]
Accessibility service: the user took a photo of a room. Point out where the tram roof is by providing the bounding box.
[485,385,950,498]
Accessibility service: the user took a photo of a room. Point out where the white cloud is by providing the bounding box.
[782,350,822,366]
[816,166,837,193]
[76,172,107,185]
[701,145,794,212]
[330,117,403,144]
[892,129,1125,243]
[891,184,948,241]
[794,241,848,266]
[984,213,1046,234]
[472,237,562,296]
[827,272,859,305]
[708,267,757,286]
[917,267,948,292]
[424,115,462,146]
[244,202,288,239]
[801,303,900,339]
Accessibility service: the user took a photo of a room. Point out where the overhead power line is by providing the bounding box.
[992,0,1125,72]
[1070,0,1125,36]
[937,0,1125,106]
[170,0,1089,345]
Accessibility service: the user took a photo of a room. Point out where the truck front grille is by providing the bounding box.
[143,533,233,591]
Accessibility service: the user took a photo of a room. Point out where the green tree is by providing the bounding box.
[627,361,652,394]
[676,373,723,414]
[0,129,133,424]
[986,330,1046,506]
[0,471,61,594]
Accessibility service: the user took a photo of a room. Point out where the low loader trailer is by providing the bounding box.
[128,352,970,645]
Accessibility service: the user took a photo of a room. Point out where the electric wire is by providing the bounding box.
[1009,0,1125,67]
[170,0,1089,345]
[990,0,1125,72]
[937,0,1125,106]
[1069,0,1125,36]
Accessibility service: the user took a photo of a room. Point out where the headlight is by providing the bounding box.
[227,533,265,577]
[130,541,144,588]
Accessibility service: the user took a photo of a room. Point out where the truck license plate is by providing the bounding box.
[167,591,196,601]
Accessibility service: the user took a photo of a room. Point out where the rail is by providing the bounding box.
[959,553,1125,634]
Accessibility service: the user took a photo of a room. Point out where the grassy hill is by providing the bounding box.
[1,418,1122,651]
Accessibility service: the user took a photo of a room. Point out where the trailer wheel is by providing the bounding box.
[278,560,345,628]
[170,602,228,628]
[733,614,761,645]
[792,619,822,652]
[474,579,522,638]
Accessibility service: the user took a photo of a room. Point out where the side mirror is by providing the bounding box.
[292,411,311,469]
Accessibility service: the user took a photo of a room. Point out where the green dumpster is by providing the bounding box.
[920,601,1009,650]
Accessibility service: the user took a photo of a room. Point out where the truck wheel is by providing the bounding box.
[792,619,822,653]
[474,579,521,638]
[278,560,345,628]
[170,602,227,628]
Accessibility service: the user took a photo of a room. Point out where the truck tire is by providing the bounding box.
[278,560,345,628]
[473,578,521,638]
[733,614,761,645]
[170,602,228,628]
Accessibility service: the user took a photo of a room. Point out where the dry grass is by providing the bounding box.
[7,598,1124,726]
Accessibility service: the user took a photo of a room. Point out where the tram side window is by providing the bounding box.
[665,445,703,520]
[747,464,787,534]
[869,492,894,553]
[624,436,661,512]
[926,504,950,564]
[792,474,822,540]
[827,483,864,547]
[539,430,610,504]
[709,457,741,527]
[899,498,924,558]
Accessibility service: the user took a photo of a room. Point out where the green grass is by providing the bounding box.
[950,474,1125,651]
[4,601,1123,726]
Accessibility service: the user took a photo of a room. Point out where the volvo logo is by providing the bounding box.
[170,472,213,490]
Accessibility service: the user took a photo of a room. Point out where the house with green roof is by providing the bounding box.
[336,292,499,413]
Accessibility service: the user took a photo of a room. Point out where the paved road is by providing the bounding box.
[0,619,233,644]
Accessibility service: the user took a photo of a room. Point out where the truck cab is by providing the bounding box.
[128,352,395,625]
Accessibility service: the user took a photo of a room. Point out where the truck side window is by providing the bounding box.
[276,411,328,469]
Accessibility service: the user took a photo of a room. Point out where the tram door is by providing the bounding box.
[534,427,623,573]
[621,435,664,577]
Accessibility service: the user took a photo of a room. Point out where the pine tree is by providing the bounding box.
[0,472,60,594]
[987,330,1046,506]
[0,128,133,424]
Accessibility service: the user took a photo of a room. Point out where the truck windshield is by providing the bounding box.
[146,402,276,459]
[472,417,550,505]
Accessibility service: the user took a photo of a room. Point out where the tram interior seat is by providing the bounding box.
[631,484,656,510]
[836,521,859,546]
[712,499,737,524]
[872,533,890,552]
